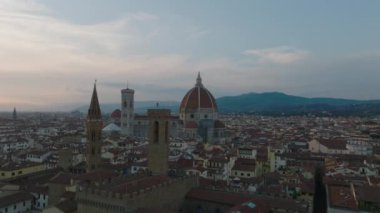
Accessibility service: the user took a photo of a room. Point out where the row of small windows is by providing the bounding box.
[234,172,252,177]
[1,171,22,176]
[77,198,125,212]
[190,114,209,119]
[3,201,29,213]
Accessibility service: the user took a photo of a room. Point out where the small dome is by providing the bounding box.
[110,109,121,119]
[179,73,218,112]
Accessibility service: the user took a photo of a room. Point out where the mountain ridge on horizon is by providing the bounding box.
[73,91,380,115]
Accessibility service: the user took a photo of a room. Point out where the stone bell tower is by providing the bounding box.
[148,109,170,176]
[121,87,134,136]
[86,82,103,172]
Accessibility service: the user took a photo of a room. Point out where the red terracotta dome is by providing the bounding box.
[110,109,121,119]
[179,73,218,112]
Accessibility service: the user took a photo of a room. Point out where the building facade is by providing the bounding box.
[115,73,225,143]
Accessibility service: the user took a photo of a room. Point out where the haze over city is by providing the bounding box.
[1,0,380,111]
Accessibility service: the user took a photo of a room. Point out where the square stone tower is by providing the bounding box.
[147,109,170,176]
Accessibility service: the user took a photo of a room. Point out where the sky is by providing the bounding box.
[0,0,380,111]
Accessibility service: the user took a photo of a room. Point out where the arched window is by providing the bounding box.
[124,101,127,108]
[196,205,203,213]
[154,121,159,143]
[165,121,169,143]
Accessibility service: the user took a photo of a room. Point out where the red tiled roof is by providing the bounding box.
[49,172,72,185]
[185,121,198,129]
[319,139,347,150]
[109,175,169,194]
[355,185,380,203]
[328,185,358,210]
[74,168,119,181]
[227,198,269,213]
[186,188,250,205]
[232,158,256,172]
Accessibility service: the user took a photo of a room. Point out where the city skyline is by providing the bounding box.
[1,0,380,111]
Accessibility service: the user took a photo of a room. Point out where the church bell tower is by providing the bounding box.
[121,87,135,136]
[86,82,103,172]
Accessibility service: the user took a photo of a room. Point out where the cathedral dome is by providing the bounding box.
[179,73,218,113]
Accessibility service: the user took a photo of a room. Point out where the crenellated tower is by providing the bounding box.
[148,109,170,176]
[86,82,103,172]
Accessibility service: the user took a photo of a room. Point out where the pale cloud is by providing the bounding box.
[243,46,309,64]
[0,1,378,111]
[0,0,48,13]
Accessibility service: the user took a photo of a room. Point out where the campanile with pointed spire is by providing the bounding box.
[86,82,103,172]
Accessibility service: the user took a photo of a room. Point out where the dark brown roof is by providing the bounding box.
[0,191,34,208]
[74,168,119,182]
[49,172,72,185]
[232,158,256,172]
[328,185,358,210]
[319,139,347,150]
[214,120,225,128]
[108,175,169,194]
[356,185,380,203]
[186,188,251,206]
[55,199,77,213]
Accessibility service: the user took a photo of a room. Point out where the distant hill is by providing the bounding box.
[74,92,380,116]
[216,92,380,116]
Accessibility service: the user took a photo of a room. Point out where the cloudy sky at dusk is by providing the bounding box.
[0,0,380,111]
